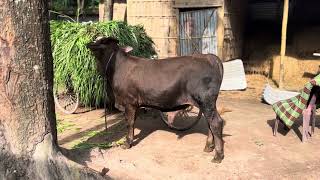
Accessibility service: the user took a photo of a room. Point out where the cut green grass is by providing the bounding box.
[51,20,156,107]
[71,130,125,150]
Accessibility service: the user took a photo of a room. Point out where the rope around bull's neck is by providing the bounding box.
[104,51,115,139]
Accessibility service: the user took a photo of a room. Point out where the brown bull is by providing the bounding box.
[87,37,225,163]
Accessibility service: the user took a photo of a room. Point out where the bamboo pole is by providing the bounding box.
[217,5,225,59]
[279,0,289,89]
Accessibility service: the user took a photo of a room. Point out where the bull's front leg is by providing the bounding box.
[121,105,137,149]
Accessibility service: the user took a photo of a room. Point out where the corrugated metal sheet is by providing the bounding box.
[249,1,294,21]
[249,2,279,21]
[179,8,217,56]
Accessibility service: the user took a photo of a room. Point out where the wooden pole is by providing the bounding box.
[279,0,289,89]
[76,0,80,22]
[99,0,105,22]
[99,0,113,22]
[105,0,114,21]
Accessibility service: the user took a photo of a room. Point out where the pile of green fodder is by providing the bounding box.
[50,20,156,107]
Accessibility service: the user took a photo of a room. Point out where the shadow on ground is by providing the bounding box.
[61,108,232,167]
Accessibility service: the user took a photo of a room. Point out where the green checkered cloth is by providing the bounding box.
[272,74,320,128]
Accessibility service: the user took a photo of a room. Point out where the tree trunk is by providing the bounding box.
[99,0,114,22]
[0,1,107,179]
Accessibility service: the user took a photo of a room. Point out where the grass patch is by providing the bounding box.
[85,130,110,137]
[57,119,76,133]
[72,142,113,150]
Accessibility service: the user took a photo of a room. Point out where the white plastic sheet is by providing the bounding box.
[262,84,299,105]
[220,59,247,91]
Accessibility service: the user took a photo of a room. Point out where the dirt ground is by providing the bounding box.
[57,74,320,179]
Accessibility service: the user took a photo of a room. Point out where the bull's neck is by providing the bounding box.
[105,50,127,84]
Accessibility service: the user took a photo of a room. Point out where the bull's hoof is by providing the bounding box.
[211,153,224,163]
[120,142,131,149]
[203,144,214,153]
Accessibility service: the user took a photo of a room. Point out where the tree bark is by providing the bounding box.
[0,1,107,179]
[99,0,114,22]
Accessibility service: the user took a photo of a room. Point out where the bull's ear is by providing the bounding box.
[122,46,133,53]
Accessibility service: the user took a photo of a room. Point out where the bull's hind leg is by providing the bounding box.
[121,105,137,149]
[201,101,224,163]
[203,127,214,152]
[211,112,224,163]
